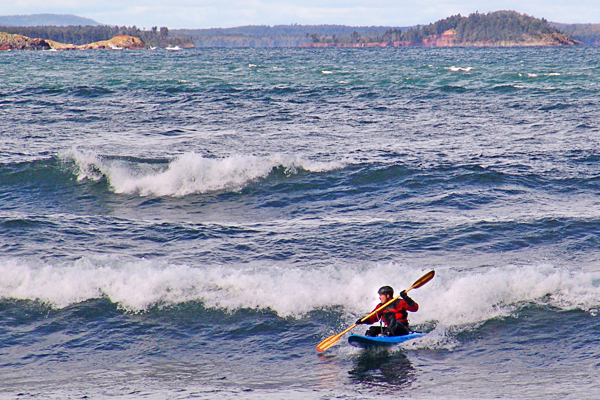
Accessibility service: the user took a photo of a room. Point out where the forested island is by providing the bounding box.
[300,11,579,47]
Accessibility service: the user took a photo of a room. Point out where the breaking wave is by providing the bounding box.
[64,149,344,197]
[1,257,598,327]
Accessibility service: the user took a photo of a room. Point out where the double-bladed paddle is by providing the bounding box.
[316,270,435,352]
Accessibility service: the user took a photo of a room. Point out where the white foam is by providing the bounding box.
[402,325,460,350]
[447,66,472,72]
[1,258,598,328]
[416,264,600,326]
[63,149,344,197]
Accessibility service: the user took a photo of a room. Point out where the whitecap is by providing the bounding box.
[63,149,345,197]
[448,66,472,72]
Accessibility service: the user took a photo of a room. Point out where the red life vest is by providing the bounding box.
[363,298,418,326]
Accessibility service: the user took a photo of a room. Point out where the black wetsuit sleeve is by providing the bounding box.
[400,290,416,307]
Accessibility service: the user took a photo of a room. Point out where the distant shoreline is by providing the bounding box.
[1,10,592,50]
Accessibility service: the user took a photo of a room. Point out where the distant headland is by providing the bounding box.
[1,10,596,50]
[0,13,100,27]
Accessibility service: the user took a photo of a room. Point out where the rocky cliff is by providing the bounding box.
[79,35,147,50]
[0,31,51,50]
[47,35,147,50]
[0,32,147,50]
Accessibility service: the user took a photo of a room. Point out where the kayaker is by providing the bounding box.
[355,286,419,337]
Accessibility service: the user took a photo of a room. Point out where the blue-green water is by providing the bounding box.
[1,47,600,399]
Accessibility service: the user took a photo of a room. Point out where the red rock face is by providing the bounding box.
[421,30,458,47]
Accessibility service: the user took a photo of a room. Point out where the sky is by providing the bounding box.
[3,0,600,29]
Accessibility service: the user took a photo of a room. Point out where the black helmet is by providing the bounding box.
[378,286,394,297]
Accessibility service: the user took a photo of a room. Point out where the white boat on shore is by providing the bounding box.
[165,46,181,51]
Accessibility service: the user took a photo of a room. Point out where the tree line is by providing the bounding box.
[173,24,402,38]
[176,24,405,48]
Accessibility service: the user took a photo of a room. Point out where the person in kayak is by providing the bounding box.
[355,286,419,337]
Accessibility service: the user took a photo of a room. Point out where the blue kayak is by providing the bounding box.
[348,332,425,348]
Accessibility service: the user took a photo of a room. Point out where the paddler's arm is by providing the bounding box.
[400,290,419,312]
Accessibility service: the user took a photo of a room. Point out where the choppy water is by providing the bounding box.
[1,47,600,399]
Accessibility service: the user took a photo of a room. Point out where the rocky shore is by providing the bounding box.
[0,32,51,50]
[0,32,147,50]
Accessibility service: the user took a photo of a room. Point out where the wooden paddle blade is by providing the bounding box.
[316,324,357,352]
[316,333,343,352]
[408,270,435,290]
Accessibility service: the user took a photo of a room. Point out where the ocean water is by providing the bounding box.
[1,46,600,399]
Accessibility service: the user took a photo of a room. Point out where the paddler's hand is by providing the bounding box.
[355,318,365,325]
[400,290,416,307]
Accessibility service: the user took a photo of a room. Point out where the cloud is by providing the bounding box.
[4,0,600,28]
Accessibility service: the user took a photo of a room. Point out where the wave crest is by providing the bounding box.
[64,149,344,197]
[1,258,598,326]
